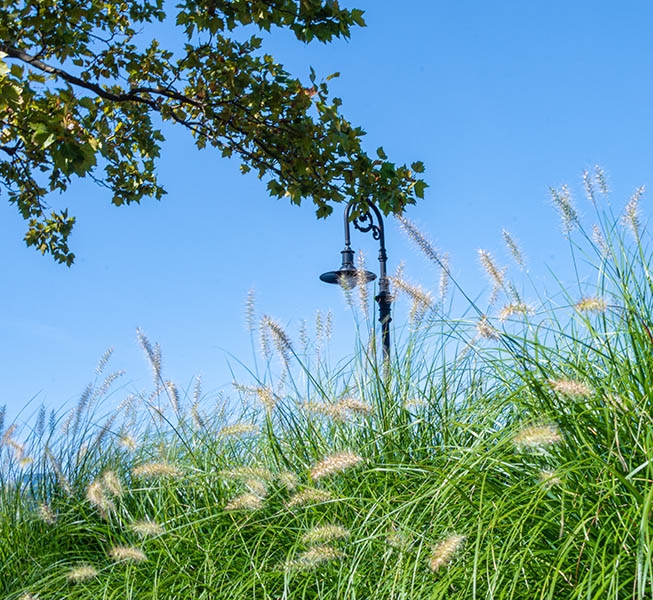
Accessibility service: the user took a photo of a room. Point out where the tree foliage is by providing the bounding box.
[0,0,426,265]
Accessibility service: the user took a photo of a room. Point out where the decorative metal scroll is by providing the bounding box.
[353,210,382,241]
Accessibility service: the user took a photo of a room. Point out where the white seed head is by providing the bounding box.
[287,545,344,570]
[66,564,98,582]
[513,424,562,449]
[132,462,182,479]
[217,422,259,438]
[286,488,333,508]
[277,471,299,491]
[477,315,500,340]
[498,302,533,322]
[550,184,579,235]
[301,524,350,545]
[576,297,607,313]
[130,518,164,537]
[539,470,562,487]
[109,545,147,563]
[310,451,364,480]
[549,379,593,398]
[502,229,525,269]
[86,480,116,517]
[428,534,465,572]
[101,470,123,497]
[37,503,56,525]
[224,492,263,511]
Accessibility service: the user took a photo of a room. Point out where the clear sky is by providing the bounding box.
[2,1,653,423]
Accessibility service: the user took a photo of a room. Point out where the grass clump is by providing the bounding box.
[1,170,652,599]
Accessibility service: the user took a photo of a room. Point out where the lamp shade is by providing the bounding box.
[320,268,376,289]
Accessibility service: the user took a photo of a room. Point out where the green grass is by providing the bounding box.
[1,171,652,599]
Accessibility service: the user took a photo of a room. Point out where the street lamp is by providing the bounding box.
[320,200,392,362]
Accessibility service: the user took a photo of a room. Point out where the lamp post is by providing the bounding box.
[320,200,392,362]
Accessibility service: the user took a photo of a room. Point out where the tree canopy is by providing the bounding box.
[0,0,426,265]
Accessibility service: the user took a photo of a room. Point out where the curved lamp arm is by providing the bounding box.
[321,200,392,363]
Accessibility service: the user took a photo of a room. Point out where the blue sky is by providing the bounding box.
[2,1,653,422]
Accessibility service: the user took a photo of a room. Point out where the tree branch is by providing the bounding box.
[0,44,207,111]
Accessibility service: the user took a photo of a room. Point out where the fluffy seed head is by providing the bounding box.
[337,397,374,417]
[356,250,370,314]
[502,229,525,269]
[403,398,428,410]
[592,224,609,255]
[549,379,593,398]
[498,302,533,322]
[594,165,609,195]
[623,186,644,238]
[386,526,412,552]
[218,422,259,438]
[428,534,465,572]
[303,398,373,423]
[478,249,506,291]
[391,276,433,324]
[166,380,180,413]
[576,297,607,313]
[290,545,344,570]
[286,488,333,508]
[119,433,138,452]
[86,480,116,518]
[310,451,364,480]
[550,184,579,235]
[513,424,562,449]
[301,524,350,545]
[221,466,273,482]
[130,518,164,537]
[245,478,268,497]
[37,503,56,525]
[477,315,500,340]
[261,315,293,365]
[582,169,595,205]
[136,328,162,383]
[66,564,98,582]
[256,386,277,411]
[132,462,182,479]
[398,216,445,266]
[245,288,256,334]
[225,492,263,511]
[277,471,298,491]
[109,545,147,563]
[439,252,451,301]
[101,470,123,497]
[539,470,562,487]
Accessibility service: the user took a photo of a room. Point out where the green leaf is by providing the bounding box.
[414,180,428,199]
[376,146,388,160]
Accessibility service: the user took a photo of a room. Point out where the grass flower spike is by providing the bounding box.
[109,545,147,563]
[286,488,333,508]
[429,535,465,572]
[225,493,263,511]
[301,524,350,545]
[132,462,182,479]
[66,564,98,583]
[310,451,364,480]
[130,519,164,537]
[576,297,607,313]
[513,424,562,449]
[549,379,593,398]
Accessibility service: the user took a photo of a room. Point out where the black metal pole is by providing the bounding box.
[344,200,392,363]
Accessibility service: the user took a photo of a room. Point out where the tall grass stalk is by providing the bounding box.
[1,174,652,599]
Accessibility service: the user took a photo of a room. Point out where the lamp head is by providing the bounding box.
[320,247,376,289]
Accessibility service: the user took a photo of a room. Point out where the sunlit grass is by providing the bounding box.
[1,171,652,599]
